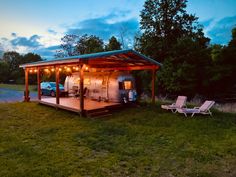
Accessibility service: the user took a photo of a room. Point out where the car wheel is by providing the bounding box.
[50,91,56,97]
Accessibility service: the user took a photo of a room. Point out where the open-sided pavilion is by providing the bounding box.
[19,49,161,116]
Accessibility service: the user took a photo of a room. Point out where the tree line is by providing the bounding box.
[0,52,42,84]
[55,35,121,57]
[0,0,235,102]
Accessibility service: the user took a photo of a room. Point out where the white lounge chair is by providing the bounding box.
[177,100,215,117]
[161,96,187,113]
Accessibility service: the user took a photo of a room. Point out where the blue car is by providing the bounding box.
[41,82,65,97]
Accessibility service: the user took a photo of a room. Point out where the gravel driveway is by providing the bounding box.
[0,88,37,102]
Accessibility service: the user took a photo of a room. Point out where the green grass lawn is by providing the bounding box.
[0,102,236,177]
[0,84,37,92]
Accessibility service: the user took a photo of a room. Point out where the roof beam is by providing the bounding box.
[94,65,159,71]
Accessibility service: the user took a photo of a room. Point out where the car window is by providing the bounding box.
[49,83,64,87]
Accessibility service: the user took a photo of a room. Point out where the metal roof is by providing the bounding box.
[19,49,162,69]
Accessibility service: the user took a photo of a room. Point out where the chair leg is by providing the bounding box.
[191,113,195,117]
[209,111,212,117]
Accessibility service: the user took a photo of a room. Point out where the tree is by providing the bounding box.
[135,0,208,62]
[208,27,236,96]
[159,37,211,96]
[55,34,79,58]
[105,36,121,51]
[1,51,42,84]
[56,34,104,57]
[135,0,210,97]
[22,53,42,64]
[0,61,9,82]
[76,34,104,54]
[3,51,22,73]
[210,44,223,62]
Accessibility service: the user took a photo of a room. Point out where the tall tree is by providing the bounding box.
[135,0,210,97]
[105,36,121,51]
[135,0,208,62]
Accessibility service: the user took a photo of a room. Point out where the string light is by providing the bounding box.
[29,69,33,73]
[59,68,62,72]
[75,67,79,71]
[34,69,37,73]
[51,68,55,72]
[85,66,89,71]
[66,67,71,72]
[44,68,49,73]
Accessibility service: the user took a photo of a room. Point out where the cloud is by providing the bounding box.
[48,29,57,35]
[32,45,60,59]
[66,12,139,47]
[201,18,214,29]
[203,16,236,44]
[11,33,17,37]
[0,11,139,59]
[11,34,42,48]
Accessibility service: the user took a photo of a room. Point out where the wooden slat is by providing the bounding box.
[80,65,84,116]
[24,68,29,102]
[55,66,60,104]
[37,67,41,100]
[152,69,157,104]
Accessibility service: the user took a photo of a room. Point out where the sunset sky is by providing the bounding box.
[0,0,236,59]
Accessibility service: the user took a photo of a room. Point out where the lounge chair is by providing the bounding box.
[161,96,187,113]
[177,100,215,117]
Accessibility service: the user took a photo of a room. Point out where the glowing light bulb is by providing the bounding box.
[66,67,71,72]
[51,68,55,72]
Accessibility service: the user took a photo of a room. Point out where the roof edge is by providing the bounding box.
[19,49,162,68]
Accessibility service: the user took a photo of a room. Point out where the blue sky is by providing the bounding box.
[0,0,236,59]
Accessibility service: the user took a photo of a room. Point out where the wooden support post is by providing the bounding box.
[55,66,60,105]
[79,65,84,116]
[37,67,41,100]
[151,69,156,104]
[24,68,29,102]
